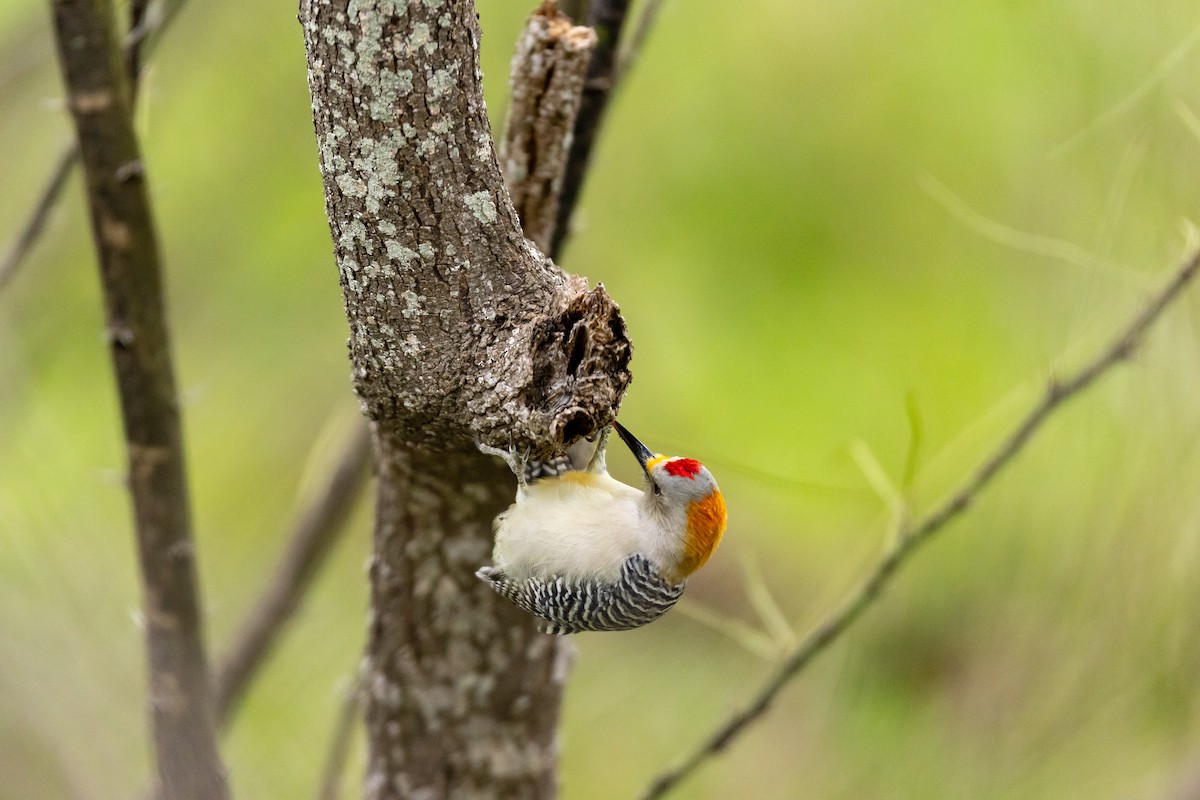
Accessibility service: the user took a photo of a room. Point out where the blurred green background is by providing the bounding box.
[3,0,1200,797]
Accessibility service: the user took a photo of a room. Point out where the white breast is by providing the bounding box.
[491,472,646,584]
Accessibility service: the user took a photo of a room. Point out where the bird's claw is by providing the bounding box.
[476,437,532,488]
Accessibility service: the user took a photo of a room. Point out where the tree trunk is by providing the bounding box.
[299,1,632,796]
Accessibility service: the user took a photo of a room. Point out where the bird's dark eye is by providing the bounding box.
[652,482,662,496]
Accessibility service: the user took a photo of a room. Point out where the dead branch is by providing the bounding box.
[502,2,597,255]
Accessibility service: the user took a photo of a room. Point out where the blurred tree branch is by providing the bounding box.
[617,0,665,78]
[641,246,1200,799]
[46,0,228,797]
[315,670,365,800]
[0,145,78,290]
[213,421,373,726]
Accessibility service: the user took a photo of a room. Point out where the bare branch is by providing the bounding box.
[616,0,665,78]
[124,0,153,78]
[640,247,1200,799]
[46,0,228,797]
[551,0,633,259]
[543,0,669,260]
[0,144,78,290]
[501,2,597,255]
[214,421,372,726]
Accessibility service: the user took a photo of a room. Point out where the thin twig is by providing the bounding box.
[616,0,664,78]
[125,0,153,78]
[214,421,372,725]
[315,670,366,800]
[640,247,1200,800]
[546,0,670,259]
[47,0,229,796]
[1,0,187,291]
[0,145,78,290]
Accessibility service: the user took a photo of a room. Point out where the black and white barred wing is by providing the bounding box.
[477,554,685,635]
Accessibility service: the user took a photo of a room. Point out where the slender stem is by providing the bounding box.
[0,144,79,290]
[124,0,153,78]
[214,422,372,726]
[315,671,365,800]
[616,0,665,78]
[46,0,228,797]
[640,248,1200,799]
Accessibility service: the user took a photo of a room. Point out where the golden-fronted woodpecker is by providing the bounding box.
[477,421,727,634]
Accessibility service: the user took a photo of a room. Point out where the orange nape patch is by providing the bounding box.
[676,490,727,580]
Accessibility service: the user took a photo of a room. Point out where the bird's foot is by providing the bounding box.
[476,438,531,488]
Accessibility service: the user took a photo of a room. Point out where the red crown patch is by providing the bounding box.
[664,458,702,479]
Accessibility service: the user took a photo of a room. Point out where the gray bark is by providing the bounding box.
[501,2,596,255]
[299,1,632,796]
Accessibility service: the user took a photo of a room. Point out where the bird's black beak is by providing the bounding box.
[613,420,656,476]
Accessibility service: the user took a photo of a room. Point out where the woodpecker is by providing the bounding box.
[477,421,727,634]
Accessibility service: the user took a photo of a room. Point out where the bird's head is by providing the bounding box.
[613,420,727,581]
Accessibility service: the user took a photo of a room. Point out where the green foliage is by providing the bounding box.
[2,0,1200,797]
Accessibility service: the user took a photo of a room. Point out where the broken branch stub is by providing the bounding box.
[502,2,598,255]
